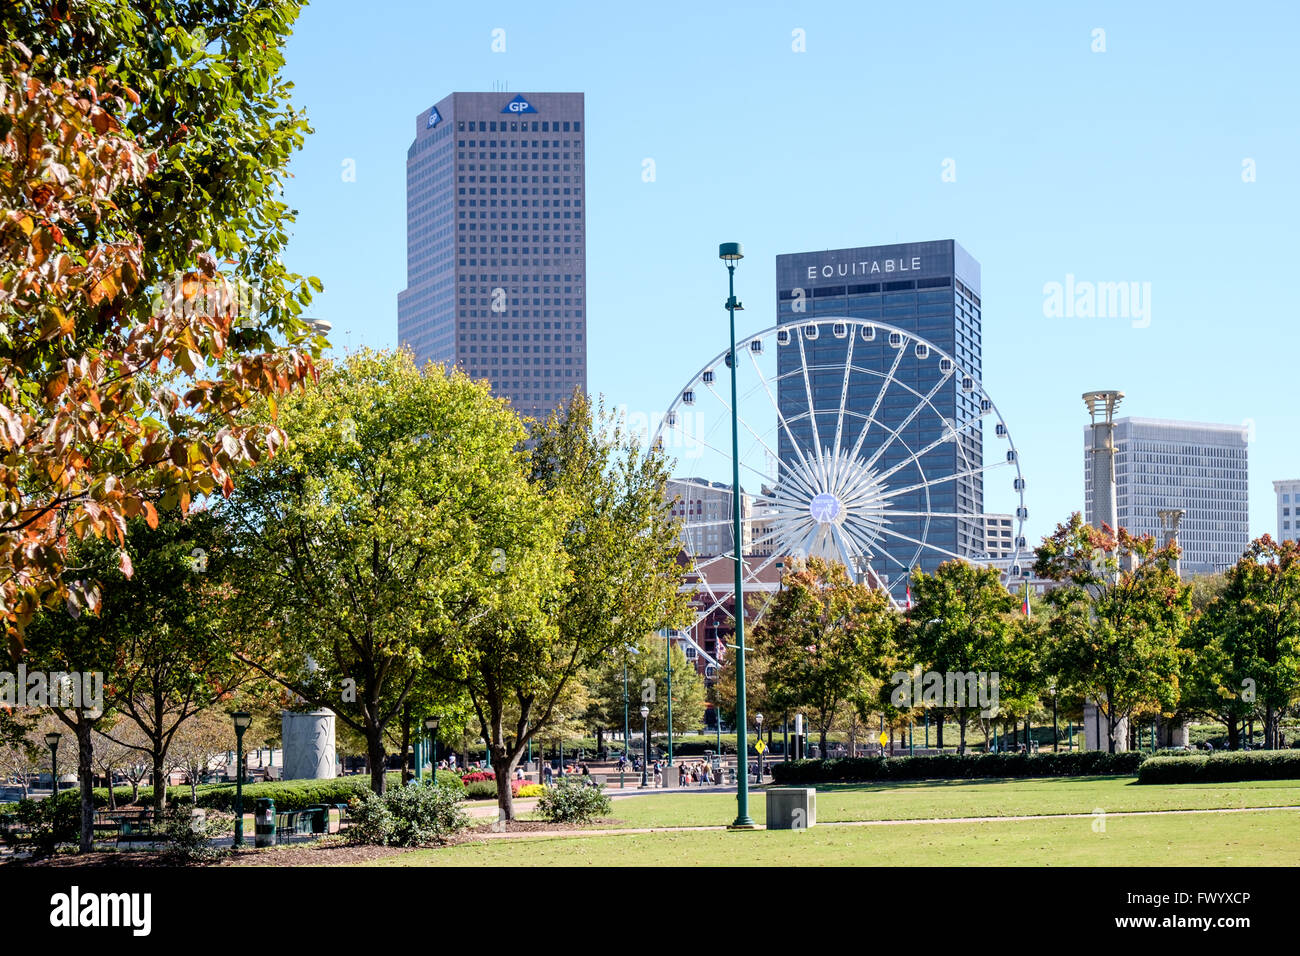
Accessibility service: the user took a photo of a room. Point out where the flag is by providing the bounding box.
[905,584,912,610]
[1022,582,1031,619]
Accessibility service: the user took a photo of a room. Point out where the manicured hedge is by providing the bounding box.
[769,751,1145,783]
[89,773,408,811]
[1137,749,1300,784]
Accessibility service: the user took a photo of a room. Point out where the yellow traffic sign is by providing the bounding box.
[755,740,766,754]
[878,731,888,747]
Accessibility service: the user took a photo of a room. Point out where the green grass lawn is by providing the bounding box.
[380,808,1300,867]
[532,776,1300,829]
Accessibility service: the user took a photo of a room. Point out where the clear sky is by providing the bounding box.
[277,0,1298,546]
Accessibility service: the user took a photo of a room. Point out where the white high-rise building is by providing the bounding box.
[1083,417,1249,575]
[1275,479,1300,543]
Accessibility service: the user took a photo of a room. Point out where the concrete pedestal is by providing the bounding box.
[281,709,337,781]
[766,788,817,830]
[1083,701,1128,752]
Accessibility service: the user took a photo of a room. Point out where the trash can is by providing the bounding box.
[254,797,276,847]
[306,805,327,834]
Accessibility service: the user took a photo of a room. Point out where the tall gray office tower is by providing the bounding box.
[774,240,984,597]
[398,92,587,419]
[1083,417,1250,575]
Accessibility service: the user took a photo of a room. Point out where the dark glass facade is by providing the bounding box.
[774,240,984,596]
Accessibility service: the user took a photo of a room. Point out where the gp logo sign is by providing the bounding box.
[502,94,537,114]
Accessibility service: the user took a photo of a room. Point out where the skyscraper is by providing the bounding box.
[773,240,985,594]
[1083,418,1250,574]
[398,92,586,419]
[1272,479,1299,543]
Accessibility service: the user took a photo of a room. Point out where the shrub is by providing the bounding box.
[463,780,497,800]
[536,778,611,823]
[10,790,80,853]
[461,771,495,784]
[768,751,1145,784]
[347,792,395,845]
[159,806,231,862]
[517,783,545,798]
[1137,749,1300,784]
[420,769,467,793]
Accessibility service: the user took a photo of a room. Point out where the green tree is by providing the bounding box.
[1190,536,1300,750]
[0,6,322,646]
[586,633,706,744]
[899,560,1022,753]
[1035,514,1190,753]
[431,392,691,821]
[756,557,896,755]
[221,349,513,795]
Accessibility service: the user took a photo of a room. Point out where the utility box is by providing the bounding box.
[766,788,816,830]
[662,766,680,788]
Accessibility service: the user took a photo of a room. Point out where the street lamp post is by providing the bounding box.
[231,712,251,847]
[1049,682,1059,752]
[45,732,61,798]
[720,241,756,829]
[754,713,764,783]
[424,716,440,782]
[640,706,650,788]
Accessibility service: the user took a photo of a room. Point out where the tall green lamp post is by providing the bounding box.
[45,732,61,798]
[425,716,440,782]
[720,241,756,829]
[639,705,651,788]
[231,711,251,847]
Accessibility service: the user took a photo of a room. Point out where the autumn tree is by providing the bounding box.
[0,5,322,648]
[1035,514,1190,753]
[168,707,229,803]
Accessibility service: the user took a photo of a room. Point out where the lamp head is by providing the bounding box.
[232,711,252,731]
[640,705,650,719]
[424,716,440,733]
[755,713,764,727]
[718,242,743,262]
[45,732,61,748]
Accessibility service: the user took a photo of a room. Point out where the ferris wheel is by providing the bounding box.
[652,315,1027,627]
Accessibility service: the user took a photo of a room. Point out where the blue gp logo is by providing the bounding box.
[501,94,537,114]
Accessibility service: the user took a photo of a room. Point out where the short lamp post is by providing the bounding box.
[232,711,251,847]
[640,705,651,788]
[45,732,61,797]
[424,716,440,783]
[754,714,764,783]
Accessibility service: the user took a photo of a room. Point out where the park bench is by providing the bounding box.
[114,813,158,848]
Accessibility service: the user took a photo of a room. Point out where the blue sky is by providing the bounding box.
[278,0,1298,544]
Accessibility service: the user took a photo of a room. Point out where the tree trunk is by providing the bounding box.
[491,749,519,823]
[819,729,828,757]
[958,714,967,755]
[366,724,387,795]
[76,720,93,853]
[1107,714,1117,755]
[151,749,167,819]
[936,711,945,750]
[1227,717,1239,750]
[106,775,116,811]
[399,702,412,785]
